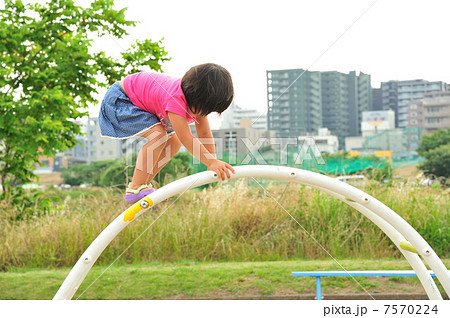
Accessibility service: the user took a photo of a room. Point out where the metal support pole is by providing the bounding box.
[316,276,322,300]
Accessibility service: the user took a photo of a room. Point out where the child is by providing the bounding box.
[99,63,236,203]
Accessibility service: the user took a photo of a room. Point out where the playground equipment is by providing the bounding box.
[292,270,439,300]
[53,165,450,300]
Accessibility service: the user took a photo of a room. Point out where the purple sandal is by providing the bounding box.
[125,183,168,203]
[125,184,155,203]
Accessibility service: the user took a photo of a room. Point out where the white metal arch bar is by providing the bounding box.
[312,184,442,299]
[293,170,450,298]
[53,165,449,300]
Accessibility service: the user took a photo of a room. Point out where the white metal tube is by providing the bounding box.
[312,184,442,299]
[53,166,449,300]
[283,167,450,297]
[53,172,215,300]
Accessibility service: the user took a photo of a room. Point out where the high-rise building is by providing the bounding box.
[381,79,447,128]
[380,81,399,126]
[267,68,371,149]
[372,88,383,111]
[355,71,373,135]
[321,71,372,146]
[321,71,349,145]
[267,69,322,138]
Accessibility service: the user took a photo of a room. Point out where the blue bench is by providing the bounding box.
[291,270,437,300]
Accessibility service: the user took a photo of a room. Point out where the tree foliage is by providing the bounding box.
[417,129,450,156]
[0,0,170,198]
[61,152,193,188]
[417,129,450,178]
[154,152,192,185]
[61,160,119,186]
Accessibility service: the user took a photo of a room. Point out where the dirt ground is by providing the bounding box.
[394,165,421,179]
[33,172,63,185]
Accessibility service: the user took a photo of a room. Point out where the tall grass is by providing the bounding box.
[0,179,448,270]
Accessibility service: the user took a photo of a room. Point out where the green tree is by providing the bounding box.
[61,164,89,186]
[418,144,450,178]
[62,153,194,189]
[417,129,450,178]
[0,0,169,198]
[155,152,192,185]
[61,160,118,186]
[98,159,128,188]
[417,129,450,155]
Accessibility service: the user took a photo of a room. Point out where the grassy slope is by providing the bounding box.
[1,259,449,300]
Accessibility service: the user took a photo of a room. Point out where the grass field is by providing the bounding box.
[1,258,449,300]
[1,179,449,270]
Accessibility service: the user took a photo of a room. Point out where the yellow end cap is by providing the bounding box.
[400,241,418,254]
[123,198,153,222]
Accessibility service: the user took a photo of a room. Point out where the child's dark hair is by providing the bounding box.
[181,63,234,117]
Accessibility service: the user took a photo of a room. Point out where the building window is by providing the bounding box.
[410,112,417,117]
[427,107,440,113]
[225,131,237,138]
[411,119,417,125]
[427,118,440,124]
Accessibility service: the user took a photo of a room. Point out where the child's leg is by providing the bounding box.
[148,133,182,179]
[128,125,181,190]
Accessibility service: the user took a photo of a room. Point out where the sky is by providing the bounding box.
[82,0,450,128]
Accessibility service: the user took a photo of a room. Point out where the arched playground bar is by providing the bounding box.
[53,165,450,300]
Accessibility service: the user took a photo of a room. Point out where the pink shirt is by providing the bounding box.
[123,72,196,131]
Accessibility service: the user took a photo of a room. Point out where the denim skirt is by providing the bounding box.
[98,82,174,139]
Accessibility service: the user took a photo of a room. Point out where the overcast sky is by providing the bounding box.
[84,0,450,128]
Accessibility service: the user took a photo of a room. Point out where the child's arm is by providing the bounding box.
[194,116,216,158]
[167,112,235,180]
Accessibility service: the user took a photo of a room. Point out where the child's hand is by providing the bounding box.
[207,160,236,181]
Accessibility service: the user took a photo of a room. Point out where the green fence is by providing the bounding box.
[191,150,391,176]
[392,156,425,169]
